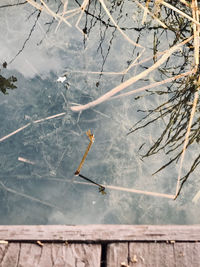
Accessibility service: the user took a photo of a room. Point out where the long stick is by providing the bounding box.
[174,0,200,199]
[0,112,66,143]
[74,181,175,199]
[71,37,193,112]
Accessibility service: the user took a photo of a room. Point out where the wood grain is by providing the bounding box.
[129,242,200,267]
[0,225,200,241]
[0,243,20,267]
[0,243,101,267]
[173,242,200,267]
[129,242,174,267]
[107,243,128,267]
[0,226,200,266]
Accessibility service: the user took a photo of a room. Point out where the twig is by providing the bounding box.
[78,174,106,194]
[71,36,193,112]
[74,181,175,199]
[161,0,200,26]
[18,157,35,165]
[135,0,167,28]
[33,112,66,124]
[111,69,195,100]
[0,112,66,143]
[0,123,31,143]
[174,0,200,199]
[0,181,59,209]
[174,82,199,198]
[74,130,94,175]
[98,0,144,48]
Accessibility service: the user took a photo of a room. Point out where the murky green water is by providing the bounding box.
[0,0,199,224]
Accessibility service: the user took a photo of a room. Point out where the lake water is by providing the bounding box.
[0,0,199,224]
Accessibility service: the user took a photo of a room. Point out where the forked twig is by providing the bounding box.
[74,130,106,194]
[161,0,200,26]
[71,36,193,112]
[135,0,167,28]
[111,69,195,100]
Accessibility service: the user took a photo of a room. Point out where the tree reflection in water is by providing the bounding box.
[0,62,17,94]
[127,2,200,198]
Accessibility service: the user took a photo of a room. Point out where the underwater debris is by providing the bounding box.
[0,74,17,94]
[74,130,95,176]
[74,130,106,194]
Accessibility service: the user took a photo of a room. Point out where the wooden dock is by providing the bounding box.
[0,225,200,266]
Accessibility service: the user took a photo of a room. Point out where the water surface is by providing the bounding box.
[0,0,199,224]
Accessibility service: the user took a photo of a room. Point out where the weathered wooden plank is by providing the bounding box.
[129,242,174,267]
[173,242,200,267]
[0,243,9,262]
[129,242,200,267]
[107,243,128,267]
[64,243,101,267]
[0,243,20,267]
[0,225,200,241]
[18,243,42,267]
[0,243,101,267]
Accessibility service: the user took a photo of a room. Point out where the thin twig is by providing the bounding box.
[0,181,59,209]
[74,130,94,175]
[174,0,200,199]
[71,36,193,112]
[74,181,175,199]
[0,112,66,143]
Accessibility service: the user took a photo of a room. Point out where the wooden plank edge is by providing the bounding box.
[0,225,200,241]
